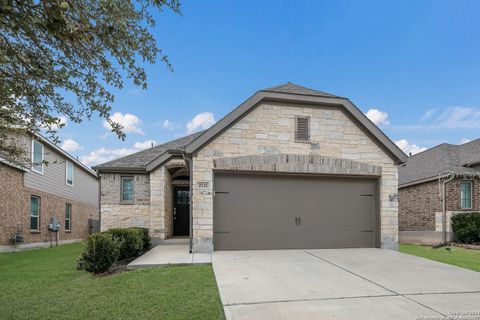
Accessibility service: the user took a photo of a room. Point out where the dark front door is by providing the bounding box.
[173,187,190,236]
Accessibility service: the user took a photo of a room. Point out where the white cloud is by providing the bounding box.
[103,112,144,135]
[433,107,480,129]
[133,140,157,149]
[419,108,437,122]
[80,139,157,167]
[61,139,83,152]
[80,148,137,167]
[461,138,472,144]
[186,112,216,134]
[365,109,389,126]
[395,139,427,156]
[396,106,480,131]
[163,120,173,130]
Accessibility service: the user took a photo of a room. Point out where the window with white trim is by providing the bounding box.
[460,181,472,209]
[65,203,72,231]
[31,139,44,173]
[66,161,74,186]
[30,196,40,231]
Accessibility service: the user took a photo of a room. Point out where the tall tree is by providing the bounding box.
[0,0,180,163]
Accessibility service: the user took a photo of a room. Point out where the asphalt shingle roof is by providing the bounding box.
[261,82,342,98]
[93,131,204,171]
[399,139,480,186]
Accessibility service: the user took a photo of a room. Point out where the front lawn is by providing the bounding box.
[400,244,480,272]
[0,243,225,320]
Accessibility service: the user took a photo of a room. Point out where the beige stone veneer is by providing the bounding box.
[101,158,182,239]
[191,102,399,252]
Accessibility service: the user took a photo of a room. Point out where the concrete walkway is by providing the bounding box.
[212,248,480,320]
[127,245,211,269]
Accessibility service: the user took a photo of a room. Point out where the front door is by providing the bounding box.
[173,187,190,236]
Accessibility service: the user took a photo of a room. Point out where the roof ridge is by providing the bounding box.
[460,138,480,145]
[93,130,206,170]
[148,130,206,152]
[260,82,341,98]
[406,142,450,158]
[262,82,292,91]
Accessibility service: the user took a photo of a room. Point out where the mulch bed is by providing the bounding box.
[452,242,480,250]
[95,258,136,277]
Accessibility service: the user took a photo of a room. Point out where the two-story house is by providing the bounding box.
[0,133,99,251]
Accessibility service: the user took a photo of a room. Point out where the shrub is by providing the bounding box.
[451,212,480,244]
[82,233,119,273]
[107,228,144,260]
[131,227,151,251]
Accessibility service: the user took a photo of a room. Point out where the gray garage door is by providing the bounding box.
[213,172,377,250]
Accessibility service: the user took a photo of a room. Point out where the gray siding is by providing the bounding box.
[23,137,99,208]
[100,173,150,205]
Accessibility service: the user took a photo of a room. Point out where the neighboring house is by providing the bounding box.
[94,83,407,252]
[398,139,480,245]
[0,134,99,251]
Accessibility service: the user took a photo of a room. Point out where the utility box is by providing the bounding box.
[48,217,60,231]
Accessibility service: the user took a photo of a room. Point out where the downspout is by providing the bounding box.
[182,151,194,253]
[442,172,455,244]
[95,169,101,234]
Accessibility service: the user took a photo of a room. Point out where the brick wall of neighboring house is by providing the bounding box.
[399,177,480,232]
[0,164,98,246]
[445,178,479,212]
[0,164,27,245]
[399,180,441,231]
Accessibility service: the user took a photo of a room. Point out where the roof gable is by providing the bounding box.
[185,83,407,164]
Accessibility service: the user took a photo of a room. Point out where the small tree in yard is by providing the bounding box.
[0,0,180,164]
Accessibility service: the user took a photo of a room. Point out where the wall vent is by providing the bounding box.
[295,116,310,142]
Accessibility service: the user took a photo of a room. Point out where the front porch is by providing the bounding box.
[151,158,192,242]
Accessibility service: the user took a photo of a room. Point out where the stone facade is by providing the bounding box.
[100,158,185,239]
[399,177,479,244]
[191,102,399,252]
[100,173,153,233]
[0,163,98,249]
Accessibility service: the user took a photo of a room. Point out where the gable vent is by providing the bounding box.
[295,116,310,142]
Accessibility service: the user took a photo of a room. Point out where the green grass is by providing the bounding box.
[0,243,225,320]
[400,244,480,272]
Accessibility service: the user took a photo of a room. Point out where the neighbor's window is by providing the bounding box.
[31,139,44,174]
[121,176,134,202]
[295,116,310,142]
[66,161,74,186]
[460,181,472,209]
[30,196,40,231]
[65,203,72,231]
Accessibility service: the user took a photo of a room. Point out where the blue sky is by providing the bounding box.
[56,0,480,166]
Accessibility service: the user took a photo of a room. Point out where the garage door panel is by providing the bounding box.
[215,230,302,251]
[213,172,377,250]
[295,195,372,212]
[214,212,295,232]
[215,193,297,212]
[301,230,373,249]
[300,212,373,231]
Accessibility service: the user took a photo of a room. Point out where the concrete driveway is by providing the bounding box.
[212,248,480,320]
